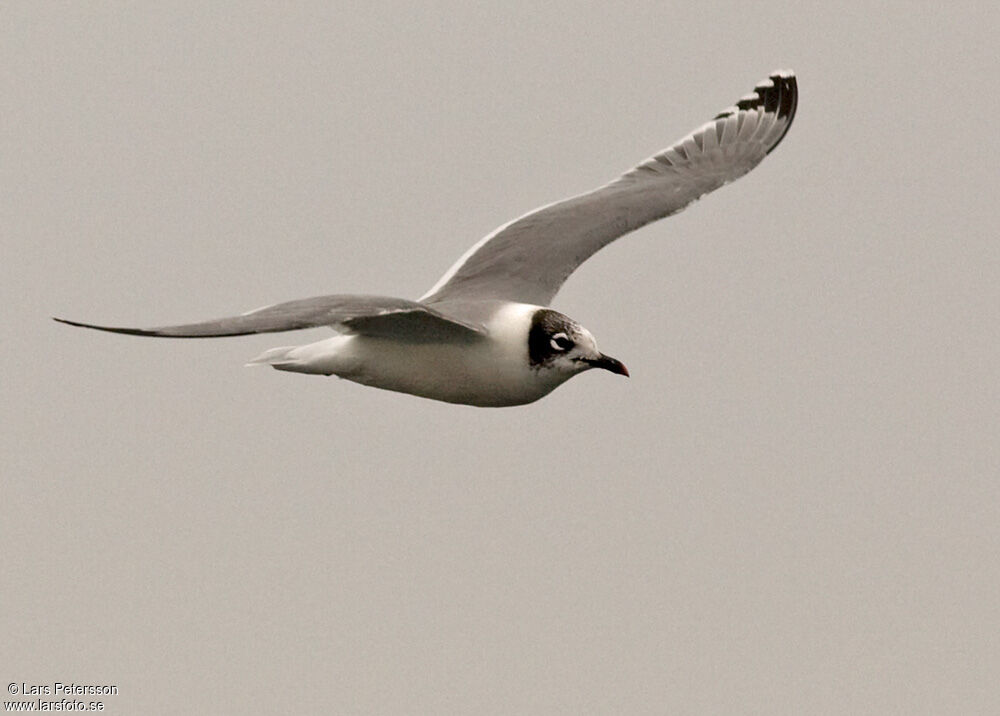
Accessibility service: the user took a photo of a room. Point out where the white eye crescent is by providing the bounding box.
[550,332,572,351]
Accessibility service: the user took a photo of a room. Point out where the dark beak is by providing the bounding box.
[584,353,630,377]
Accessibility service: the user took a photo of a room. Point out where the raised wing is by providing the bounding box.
[421,71,797,307]
[54,294,485,343]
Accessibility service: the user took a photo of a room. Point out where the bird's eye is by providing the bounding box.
[550,333,573,351]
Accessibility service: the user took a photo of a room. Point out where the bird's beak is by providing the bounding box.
[584,353,630,377]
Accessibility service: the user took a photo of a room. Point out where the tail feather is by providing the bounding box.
[246,336,346,375]
[245,345,299,368]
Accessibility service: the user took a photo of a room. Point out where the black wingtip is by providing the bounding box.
[52,316,161,337]
[765,70,797,155]
[712,70,797,155]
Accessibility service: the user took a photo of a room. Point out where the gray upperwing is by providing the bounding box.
[54,294,485,342]
[421,71,796,307]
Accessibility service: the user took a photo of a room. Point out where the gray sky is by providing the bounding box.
[4,2,999,713]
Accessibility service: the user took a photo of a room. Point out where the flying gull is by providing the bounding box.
[56,71,797,407]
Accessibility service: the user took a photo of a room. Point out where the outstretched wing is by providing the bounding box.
[421,71,797,307]
[54,294,485,343]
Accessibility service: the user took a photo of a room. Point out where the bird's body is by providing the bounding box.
[254,302,565,407]
[55,71,797,407]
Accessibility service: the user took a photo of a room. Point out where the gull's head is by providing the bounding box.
[527,308,629,379]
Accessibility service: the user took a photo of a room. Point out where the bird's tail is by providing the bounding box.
[245,345,299,369]
[246,336,348,375]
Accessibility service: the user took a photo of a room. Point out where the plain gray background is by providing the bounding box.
[4,2,998,713]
